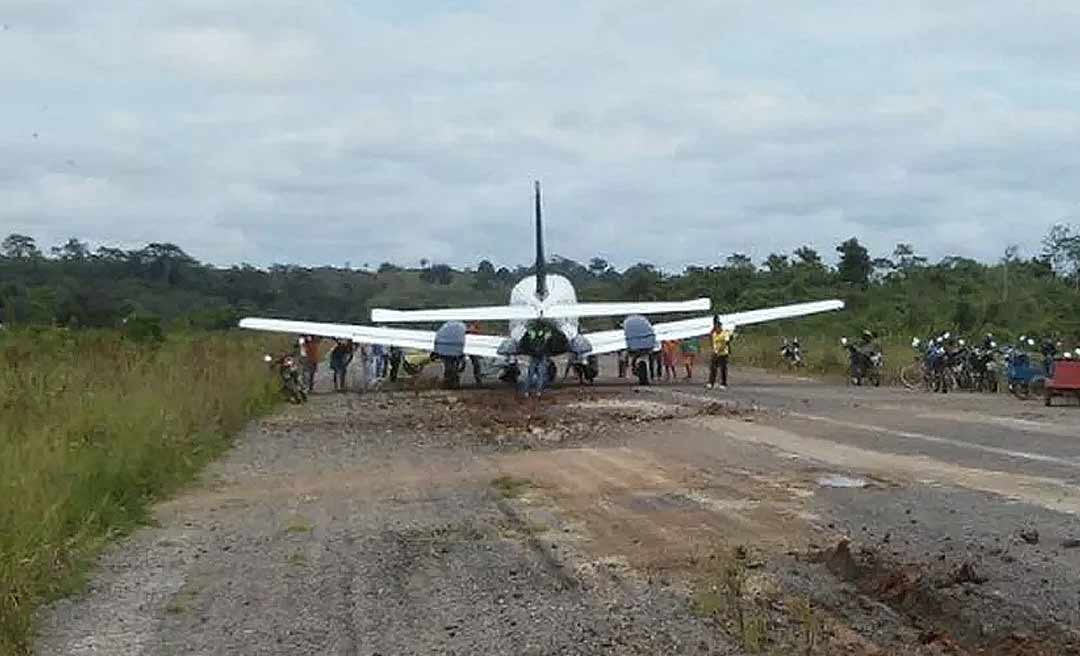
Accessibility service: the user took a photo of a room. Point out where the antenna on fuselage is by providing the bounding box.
[534,180,548,300]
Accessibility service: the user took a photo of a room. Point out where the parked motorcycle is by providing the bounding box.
[780,338,804,369]
[1005,336,1046,399]
[841,337,882,386]
[265,353,308,404]
[967,340,1000,393]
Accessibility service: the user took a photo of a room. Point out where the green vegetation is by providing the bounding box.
[284,516,314,534]
[2,229,1078,341]
[690,549,771,652]
[490,475,533,499]
[735,333,910,383]
[0,329,277,655]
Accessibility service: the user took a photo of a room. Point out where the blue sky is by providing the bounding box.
[2,1,1079,271]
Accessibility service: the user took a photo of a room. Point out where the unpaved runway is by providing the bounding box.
[37,368,1080,655]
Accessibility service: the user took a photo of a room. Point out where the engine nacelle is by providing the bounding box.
[433,321,467,358]
[623,315,656,353]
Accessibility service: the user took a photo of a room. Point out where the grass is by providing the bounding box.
[689,547,774,653]
[0,328,278,655]
[285,517,314,534]
[735,333,911,386]
[490,475,533,499]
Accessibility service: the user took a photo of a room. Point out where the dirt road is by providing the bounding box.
[37,367,1080,655]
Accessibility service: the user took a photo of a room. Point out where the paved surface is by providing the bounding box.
[36,365,1080,655]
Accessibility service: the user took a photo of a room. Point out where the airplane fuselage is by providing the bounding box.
[508,274,578,347]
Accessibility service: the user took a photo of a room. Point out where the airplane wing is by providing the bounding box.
[238,318,504,358]
[581,299,845,355]
[370,298,710,323]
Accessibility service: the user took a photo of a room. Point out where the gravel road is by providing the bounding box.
[36,364,1080,655]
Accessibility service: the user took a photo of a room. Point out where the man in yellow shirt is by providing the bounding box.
[708,316,734,389]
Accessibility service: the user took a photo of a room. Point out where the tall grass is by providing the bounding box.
[0,329,277,655]
[734,333,913,385]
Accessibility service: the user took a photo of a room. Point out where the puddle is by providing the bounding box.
[817,475,869,488]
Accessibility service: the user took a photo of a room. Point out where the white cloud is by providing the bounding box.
[1,1,1079,271]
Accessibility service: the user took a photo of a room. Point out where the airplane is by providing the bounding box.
[239,181,844,388]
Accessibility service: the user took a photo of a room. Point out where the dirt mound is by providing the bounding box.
[813,540,1075,656]
[347,387,696,448]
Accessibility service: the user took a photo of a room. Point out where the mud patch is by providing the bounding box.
[812,539,1078,655]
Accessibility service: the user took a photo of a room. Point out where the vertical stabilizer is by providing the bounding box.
[534,180,548,299]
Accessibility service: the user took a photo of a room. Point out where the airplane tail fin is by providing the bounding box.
[534,180,547,299]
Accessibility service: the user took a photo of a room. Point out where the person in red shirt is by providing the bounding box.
[299,335,323,393]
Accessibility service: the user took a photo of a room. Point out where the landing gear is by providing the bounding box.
[442,356,464,389]
[634,360,650,386]
[499,363,520,385]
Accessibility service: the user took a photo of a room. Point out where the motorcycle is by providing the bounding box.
[780,338,803,369]
[841,337,882,386]
[968,342,1000,393]
[565,353,599,384]
[1005,336,1046,400]
[265,353,308,404]
[926,335,955,393]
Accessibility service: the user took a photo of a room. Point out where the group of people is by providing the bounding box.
[616,316,735,389]
[296,336,397,393]
[290,316,738,395]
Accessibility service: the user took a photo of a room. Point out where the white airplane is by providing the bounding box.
[240,182,844,387]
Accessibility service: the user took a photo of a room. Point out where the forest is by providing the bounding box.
[1,226,1078,340]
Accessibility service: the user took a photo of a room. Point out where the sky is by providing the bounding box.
[2,0,1080,272]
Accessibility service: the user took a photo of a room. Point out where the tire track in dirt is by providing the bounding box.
[693,416,1080,515]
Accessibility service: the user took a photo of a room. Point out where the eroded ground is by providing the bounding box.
[37,367,1080,655]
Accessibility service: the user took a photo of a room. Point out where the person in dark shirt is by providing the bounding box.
[329,339,356,392]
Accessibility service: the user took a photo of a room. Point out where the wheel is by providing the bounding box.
[943,370,957,393]
[443,358,461,389]
[499,363,520,385]
[1045,392,1053,407]
[900,363,923,390]
[1010,382,1030,400]
[634,361,650,385]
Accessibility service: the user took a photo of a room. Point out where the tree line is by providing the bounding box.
[2,225,1078,339]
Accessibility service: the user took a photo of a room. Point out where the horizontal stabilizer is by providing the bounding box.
[370,305,540,323]
[542,298,710,319]
[371,298,710,323]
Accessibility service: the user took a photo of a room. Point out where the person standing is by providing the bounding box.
[661,340,679,381]
[467,322,484,386]
[679,336,699,380]
[367,343,384,386]
[329,339,355,392]
[519,323,551,398]
[707,317,734,389]
[329,339,352,391]
[649,345,662,381]
[299,335,322,393]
